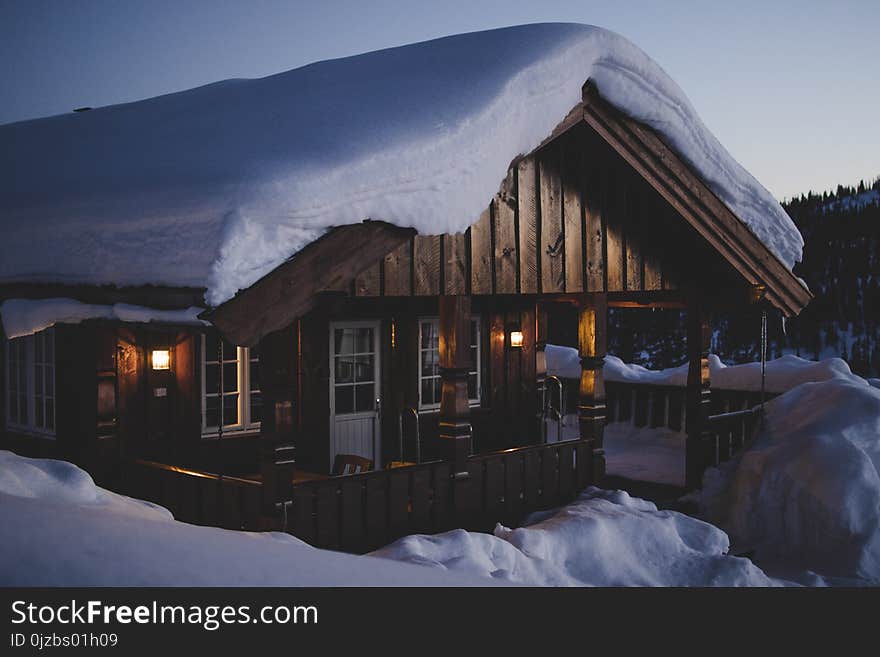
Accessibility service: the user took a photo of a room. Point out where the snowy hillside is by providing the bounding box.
[0,23,802,307]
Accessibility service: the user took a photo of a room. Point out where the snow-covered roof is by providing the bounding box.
[0,23,804,307]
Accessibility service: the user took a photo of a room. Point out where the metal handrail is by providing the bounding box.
[399,407,421,464]
[543,375,564,444]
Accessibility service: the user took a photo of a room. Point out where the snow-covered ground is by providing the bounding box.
[696,377,880,585]
[372,488,773,586]
[604,423,686,487]
[0,449,774,587]
[1,23,802,314]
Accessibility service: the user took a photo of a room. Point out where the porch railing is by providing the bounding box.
[119,459,265,531]
[282,439,594,553]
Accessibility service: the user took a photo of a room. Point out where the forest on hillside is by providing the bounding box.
[609,176,880,377]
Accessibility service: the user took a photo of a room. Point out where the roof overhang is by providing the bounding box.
[578,81,812,317]
[202,220,416,346]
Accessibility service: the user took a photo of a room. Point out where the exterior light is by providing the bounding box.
[508,329,524,349]
[151,349,170,370]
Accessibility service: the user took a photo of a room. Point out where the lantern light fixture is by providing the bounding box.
[508,329,524,349]
[151,349,171,371]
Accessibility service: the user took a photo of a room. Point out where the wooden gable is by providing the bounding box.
[206,83,811,346]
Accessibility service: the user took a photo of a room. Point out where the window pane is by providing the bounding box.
[46,332,54,361]
[249,360,259,392]
[335,386,354,414]
[421,378,433,407]
[354,355,374,383]
[222,339,238,362]
[205,334,220,362]
[355,328,373,354]
[9,393,18,423]
[35,366,43,396]
[19,394,27,425]
[334,329,353,355]
[35,334,43,361]
[223,394,239,426]
[205,396,220,428]
[470,319,478,345]
[470,346,477,368]
[46,399,54,430]
[35,401,43,427]
[45,369,54,396]
[434,378,443,404]
[335,356,354,384]
[355,383,374,413]
[205,363,220,395]
[223,362,238,393]
[420,322,433,349]
[250,392,262,424]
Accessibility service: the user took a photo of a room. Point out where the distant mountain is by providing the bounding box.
[609,176,880,377]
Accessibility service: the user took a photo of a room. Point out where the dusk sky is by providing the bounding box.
[2,0,877,200]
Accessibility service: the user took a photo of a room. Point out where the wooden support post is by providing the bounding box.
[438,295,473,477]
[259,324,298,511]
[686,296,712,490]
[577,293,607,483]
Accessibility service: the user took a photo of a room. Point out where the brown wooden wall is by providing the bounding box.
[350,122,741,301]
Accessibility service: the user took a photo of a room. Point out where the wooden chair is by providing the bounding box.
[332,454,373,476]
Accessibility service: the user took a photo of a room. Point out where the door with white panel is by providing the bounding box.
[329,321,381,469]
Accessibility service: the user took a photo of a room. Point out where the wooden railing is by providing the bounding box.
[120,459,265,531]
[605,381,772,433]
[283,439,594,553]
[700,407,762,469]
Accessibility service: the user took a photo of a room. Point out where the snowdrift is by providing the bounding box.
[372,488,773,586]
[0,451,487,586]
[698,378,880,583]
[0,23,802,309]
[544,345,865,394]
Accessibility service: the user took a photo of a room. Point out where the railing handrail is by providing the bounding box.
[707,407,762,424]
[130,458,262,488]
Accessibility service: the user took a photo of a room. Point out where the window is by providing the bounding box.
[201,334,261,435]
[418,317,480,411]
[5,328,55,436]
[332,325,377,415]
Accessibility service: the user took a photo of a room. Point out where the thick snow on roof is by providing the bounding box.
[0,23,803,306]
[0,297,207,339]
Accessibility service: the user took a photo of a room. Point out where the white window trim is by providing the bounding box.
[417,316,481,412]
[4,328,56,438]
[200,336,261,437]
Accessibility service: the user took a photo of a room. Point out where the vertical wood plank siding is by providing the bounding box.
[349,123,685,300]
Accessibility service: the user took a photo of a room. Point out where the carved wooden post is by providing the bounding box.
[259,324,298,512]
[438,295,473,477]
[578,293,607,483]
[686,296,712,490]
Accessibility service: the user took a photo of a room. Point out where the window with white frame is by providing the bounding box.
[418,317,480,411]
[201,334,261,435]
[5,328,55,436]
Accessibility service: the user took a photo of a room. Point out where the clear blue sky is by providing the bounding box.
[2,0,877,200]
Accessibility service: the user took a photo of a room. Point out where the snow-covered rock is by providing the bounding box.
[372,487,774,586]
[697,379,880,583]
[0,23,802,310]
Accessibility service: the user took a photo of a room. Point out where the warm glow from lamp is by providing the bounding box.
[509,330,524,349]
[151,349,170,370]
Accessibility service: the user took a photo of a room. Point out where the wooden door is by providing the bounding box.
[329,321,381,469]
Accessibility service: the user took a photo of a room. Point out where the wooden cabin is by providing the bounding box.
[1,82,810,549]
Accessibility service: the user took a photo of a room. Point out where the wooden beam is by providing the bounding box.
[414,235,441,296]
[469,207,493,295]
[517,157,539,294]
[577,292,607,483]
[203,221,415,347]
[438,295,473,475]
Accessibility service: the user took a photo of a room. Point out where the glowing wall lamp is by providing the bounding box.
[508,327,524,349]
[151,349,171,371]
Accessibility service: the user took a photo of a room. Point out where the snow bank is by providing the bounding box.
[602,353,864,393]
[0,451,489,586]
[372,487,773,586]
[0,298,206,339]
[697,380,880,583]
[604,423,686,487]
[0,24,802,306]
